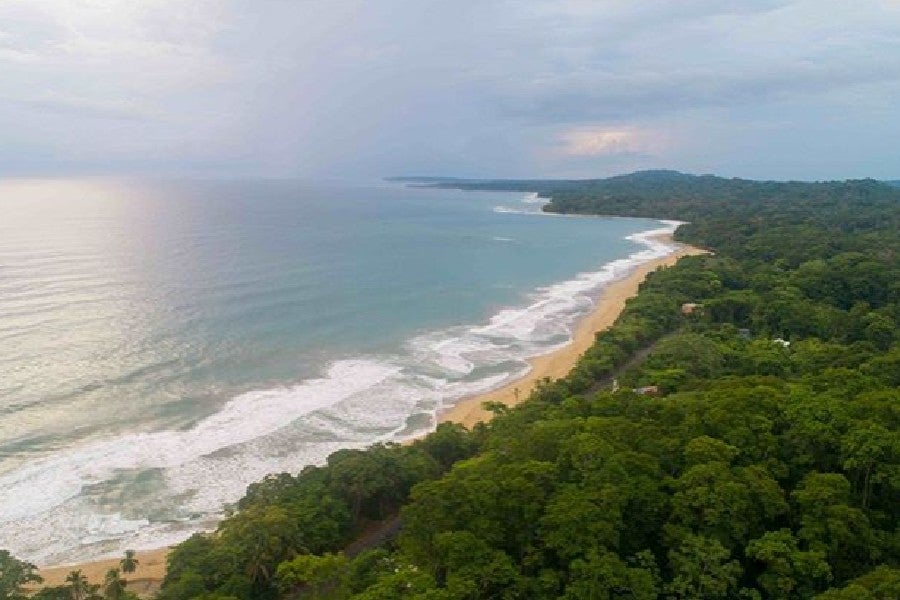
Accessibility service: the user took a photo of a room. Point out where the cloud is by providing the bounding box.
[0,1,898,179]
[557,127,663,157]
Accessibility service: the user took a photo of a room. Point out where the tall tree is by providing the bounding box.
[64,571,89,600]
[0,550,43,600]
[119,551,138,575]
[102,570,126,600]
[666,535,742,599]
[745,529,832,599]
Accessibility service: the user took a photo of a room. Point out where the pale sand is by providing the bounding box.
[438,235,706,428]
[33,548,170,597]
[33,234,704,593]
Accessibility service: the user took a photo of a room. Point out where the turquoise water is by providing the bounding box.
[0,178,675,563]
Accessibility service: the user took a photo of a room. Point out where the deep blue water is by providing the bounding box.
[0,178,674,562]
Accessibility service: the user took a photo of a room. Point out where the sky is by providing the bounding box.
[1,0,898,181]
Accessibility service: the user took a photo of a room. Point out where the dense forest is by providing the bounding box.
[4,171,898,600]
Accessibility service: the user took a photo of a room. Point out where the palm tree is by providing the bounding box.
[103,568,127,600]
[119,550,138,575]
[65,570,89,600]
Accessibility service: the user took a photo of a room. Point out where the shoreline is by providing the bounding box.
[34,232,705,593]
[437,233,706,428]
[32,548,170,596]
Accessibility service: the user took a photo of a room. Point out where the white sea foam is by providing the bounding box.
[0,218,682,564]
[493,205,539,215]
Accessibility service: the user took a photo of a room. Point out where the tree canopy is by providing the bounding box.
[8,171,899,599]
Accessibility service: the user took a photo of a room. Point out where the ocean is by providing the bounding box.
[0,178,676,563]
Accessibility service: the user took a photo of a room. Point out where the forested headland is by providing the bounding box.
[5,171,898,600]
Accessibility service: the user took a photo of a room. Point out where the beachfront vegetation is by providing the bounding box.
[0,550,42,600]
[6,172,899,599]
[120,552,139,576]
[16,553,143,600]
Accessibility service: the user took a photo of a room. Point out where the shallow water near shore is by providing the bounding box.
[0,178,674,563]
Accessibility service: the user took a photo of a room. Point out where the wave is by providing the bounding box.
[493,205,541,215]
[0,220,681,564]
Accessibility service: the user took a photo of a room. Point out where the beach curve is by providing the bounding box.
[438,232,707,428]
[32,228,706,592]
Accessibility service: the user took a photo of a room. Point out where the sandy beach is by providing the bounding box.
[32,547,170,596]
[438,234,706,428]
[33,233,703,594]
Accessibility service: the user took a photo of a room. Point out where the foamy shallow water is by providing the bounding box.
[0,179,677,563]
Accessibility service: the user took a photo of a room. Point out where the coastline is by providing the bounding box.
[34,232,705,593]
[437,233,706,428]
[33,548,170,596]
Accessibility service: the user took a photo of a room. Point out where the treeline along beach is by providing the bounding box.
[6,171,899,600]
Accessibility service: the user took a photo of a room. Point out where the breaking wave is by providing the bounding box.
[0,211,681,564]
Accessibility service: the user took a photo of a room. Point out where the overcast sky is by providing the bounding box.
[1,0,898,180]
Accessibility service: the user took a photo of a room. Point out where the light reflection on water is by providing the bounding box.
[0,177,669,562]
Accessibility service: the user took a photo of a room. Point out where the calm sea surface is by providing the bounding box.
[0,178,674,562]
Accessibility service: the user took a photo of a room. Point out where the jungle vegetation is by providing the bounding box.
[7,171,898,599]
